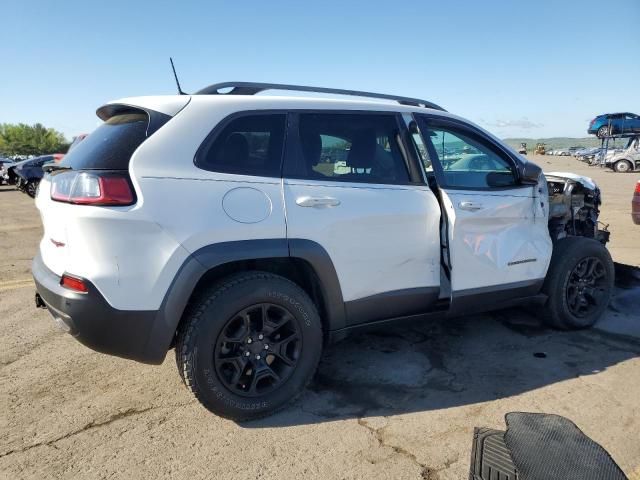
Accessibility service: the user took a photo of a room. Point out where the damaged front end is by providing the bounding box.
[545,172,610,245]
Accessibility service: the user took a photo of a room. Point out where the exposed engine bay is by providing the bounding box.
[545,172,610,244]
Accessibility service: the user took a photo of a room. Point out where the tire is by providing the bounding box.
[541,237,614,330]
[175,271,323,421]
[26,180,39,198]
[596,125,610,138]
[614,160,632,173]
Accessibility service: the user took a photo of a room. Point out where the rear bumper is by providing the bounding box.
[32,252,165,364]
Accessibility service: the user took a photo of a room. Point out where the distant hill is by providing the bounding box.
[503,137,633,154]
[502,137,603,151]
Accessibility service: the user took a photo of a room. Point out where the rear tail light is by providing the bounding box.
[635,181,640,194]
[50,171,134,206]
[61,274,88,293]
[589,118,596,127]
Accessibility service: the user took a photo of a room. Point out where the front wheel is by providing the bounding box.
[541,237,614,329]
[175,271,323,421]
[614,160,632,173]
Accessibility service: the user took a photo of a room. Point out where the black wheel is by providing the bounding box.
[596,125,610,138]
[541,237,614,329]
[175,271,322,421]
[26,180,38,198]
[614,160,632,173]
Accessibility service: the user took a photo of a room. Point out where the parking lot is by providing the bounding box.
[1,155,639,479]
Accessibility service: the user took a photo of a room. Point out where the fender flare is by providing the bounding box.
[142,238,345,363]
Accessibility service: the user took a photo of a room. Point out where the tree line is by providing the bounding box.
[0,123,69,157]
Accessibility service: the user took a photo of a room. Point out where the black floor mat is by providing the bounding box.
[503,412,627,480]
[469,427,517,480]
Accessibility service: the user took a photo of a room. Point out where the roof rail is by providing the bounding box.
[195,82,446,111]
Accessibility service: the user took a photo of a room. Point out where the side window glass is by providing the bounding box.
[297,113,409,184]
[197,114,286,177]
[426,127,517,189]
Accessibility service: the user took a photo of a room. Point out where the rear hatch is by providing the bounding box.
[36,98,186,276]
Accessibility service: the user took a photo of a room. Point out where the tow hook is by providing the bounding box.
[35,292,46,309]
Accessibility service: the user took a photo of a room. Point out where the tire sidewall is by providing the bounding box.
[27,181,37,198]
[189,276,322,419]
[615,160,630,173]
[550,240,614,328]
[597,126,609,138]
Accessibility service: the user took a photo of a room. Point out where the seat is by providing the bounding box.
[219,133,249,167]
[347,130,376,176]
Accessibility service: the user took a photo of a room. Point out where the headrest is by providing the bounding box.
[348,130,376,169]
[221,133,249,165]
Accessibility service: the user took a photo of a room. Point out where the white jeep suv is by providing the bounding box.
[32,83,613,420]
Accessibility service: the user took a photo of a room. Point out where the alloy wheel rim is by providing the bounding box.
[213,303,301,397]
[566,256,607,318]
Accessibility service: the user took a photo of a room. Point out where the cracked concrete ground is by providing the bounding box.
[1,156,639,479]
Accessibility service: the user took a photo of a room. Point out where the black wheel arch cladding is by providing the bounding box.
[145,238,345,363]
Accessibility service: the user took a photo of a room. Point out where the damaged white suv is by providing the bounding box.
[32,83,613,420]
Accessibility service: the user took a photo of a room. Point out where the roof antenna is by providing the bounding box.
[170,57,186,95]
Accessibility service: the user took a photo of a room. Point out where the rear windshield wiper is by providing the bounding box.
[42,163,71,174]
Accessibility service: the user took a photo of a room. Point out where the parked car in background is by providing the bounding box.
[0,158,15,184]
[3,158,31,185]
[555,149,571,156]
[588,112,640,138]
[569,146,584,155]
[575,147,598,157]
[576,147,602,163]
[606,136,640,173]
[589,141,626,164]
[633,181,640,224]
[11,155,55,197]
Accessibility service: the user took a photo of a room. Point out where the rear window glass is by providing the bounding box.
[60,112,149,170]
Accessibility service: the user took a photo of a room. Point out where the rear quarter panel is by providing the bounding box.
[35,178,190,311]
[129,97,288,253]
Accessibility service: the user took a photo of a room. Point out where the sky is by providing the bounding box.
[1,0,639,140]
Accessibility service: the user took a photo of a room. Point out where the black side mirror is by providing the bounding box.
[519,160,542,185]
